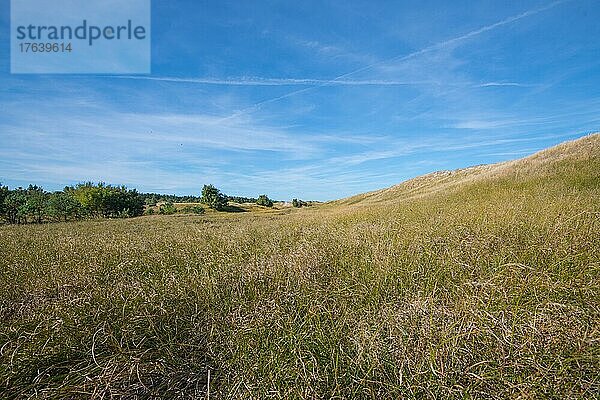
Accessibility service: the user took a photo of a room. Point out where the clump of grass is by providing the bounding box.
[1,135,599,398]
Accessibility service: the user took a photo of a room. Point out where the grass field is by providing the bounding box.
[1,134,599,398]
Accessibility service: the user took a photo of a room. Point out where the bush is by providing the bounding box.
[256,194,273,207]
[292,198,307,208]
[158,202,177,215]
[227,195,257,204]
[182,205,205,214]
[145,195,158,206]
[201,185,227,211]
[24,185,48,223]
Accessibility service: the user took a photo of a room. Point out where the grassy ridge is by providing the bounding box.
[1,134,599,398]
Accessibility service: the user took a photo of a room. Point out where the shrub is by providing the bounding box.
[182,205,205,214]
[145,195,158,206]
[256,194,273,207]
[158,202,177,215]
[201,185,227,211]
[292,198,307,208]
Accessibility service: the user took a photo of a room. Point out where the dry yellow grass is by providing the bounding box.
[335,132,599,207]
[0,134,599,398]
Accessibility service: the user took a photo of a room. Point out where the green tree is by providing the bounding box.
[24,185,48,223]
[102,186,144,218]
[71,182,144,218]
[72,182,104,217]
[121,188,145,217]
[256,194,273,207]
[201,184,227,210]
[0,183,8,220]
[3,188,27,224]
[47,191,81,222]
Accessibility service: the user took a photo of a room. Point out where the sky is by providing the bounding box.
[0,0,599,201]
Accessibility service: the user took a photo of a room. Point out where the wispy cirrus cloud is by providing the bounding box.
[0,109,322,158]
[108,75,439,86]
[107,75,540,89]
[214,0,573,119]
[106,1,565,114]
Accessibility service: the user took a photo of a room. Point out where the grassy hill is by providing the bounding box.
[1,134,598,398]
[334,132,599,207]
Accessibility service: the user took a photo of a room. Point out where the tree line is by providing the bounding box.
[0,182,285,224]
[140,192,258,207]
[200,184,276,210]
[0,182,144,224]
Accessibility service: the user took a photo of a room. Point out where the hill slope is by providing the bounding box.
[334,133,599,207]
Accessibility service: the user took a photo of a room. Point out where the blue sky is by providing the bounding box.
[1,0,599,200]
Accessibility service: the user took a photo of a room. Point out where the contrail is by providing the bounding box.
[476,82,536,88]
[106,0,570,122]
[214,0,570,122]
[108,75,537,89]
[323,0,571,82]
[108,76,438,86]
